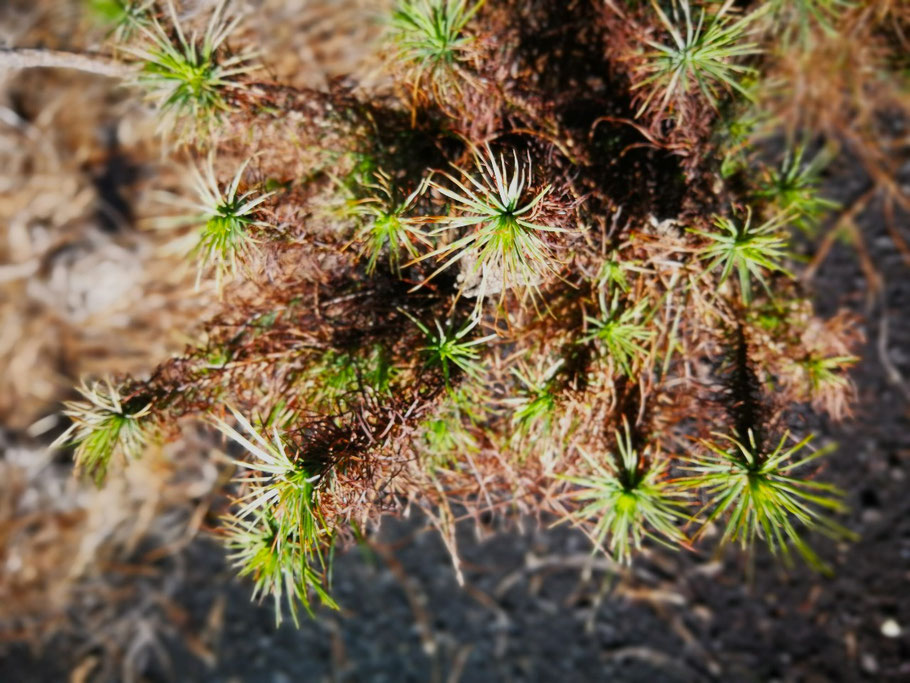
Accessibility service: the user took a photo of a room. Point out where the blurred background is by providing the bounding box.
[1,1,908,681]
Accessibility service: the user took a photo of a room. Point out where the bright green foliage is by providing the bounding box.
[404,312,496,385]
[390,0,483,91]
[757,146,838,233]
[52,380,153,485]
[223,511,337,627]
[561,420,687,563]
[346,171,431,275]
[636,0,763,117]
[89,0,151,40]
[214,407,338,624]
[680,431,854,573]
[597,252,634,293]
[506,359,563,436]
[303,346,398,411]
[126,0,255,138]
[692,209,793,304]
[189,156,273,290]
[416,145,564,307]
[796,353,857,394]
[582,290,653,376]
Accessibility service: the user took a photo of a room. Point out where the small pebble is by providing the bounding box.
[881,618,902,638]
[862,653,879,674]
[861,508,883,525]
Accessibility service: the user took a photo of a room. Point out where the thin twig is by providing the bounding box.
[802,185,877,283]
[877,308,910,402]
[0,47,131,79]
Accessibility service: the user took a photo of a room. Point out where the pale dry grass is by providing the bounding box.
[0,435,219,641]
[0,3,215,671]
[0,62,202,429]
[0,0,389,675]
[250,0,393,91]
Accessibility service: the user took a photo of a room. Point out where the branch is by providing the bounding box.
[0,47,131,79]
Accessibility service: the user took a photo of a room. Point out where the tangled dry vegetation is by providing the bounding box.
[2,0,909,648]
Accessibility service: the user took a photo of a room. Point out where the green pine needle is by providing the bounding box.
[213,406,339,625]
[506,359,563,436]
[756,146,839,233]
[52,380,153,485]
[185,155,273,291]
[636,0,764,118]
[345,171,432,276]
[691,208,793,304]
[680,430,855,574]
[418,393,480,469]
[223,510,338,627]
[581,289,653,376]
[796,353,857,395]
[596,252,635,293]
[125,0,256,140]
[560,419,687,564]
[89,0,152,41]
[403,311,495,385]
[413,144,564,309]
[390,0,483,93]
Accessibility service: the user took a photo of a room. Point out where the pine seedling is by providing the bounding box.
[763,0,853,48]
[506,358,563,437]
[126,0,256,140]
[52,380,153,485]
[403,311,496,385]
[681,430,854,573]
[89,0,152,41]
[596,252,634,293]
[581,290,653,377]
[797,353,857,395]
[389,0,483,98]
[213,407,324,524]
[691,208,793,304]
[345,171,432,276]
[46,0,878,623]
[560,419,687,564]
[188,155,274,291]
[414,145,564,308]
[635,0,763,119]
[756,145,838,233]
[786,352,857,419]
[213,407,338,624]
[223,511,337,626]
